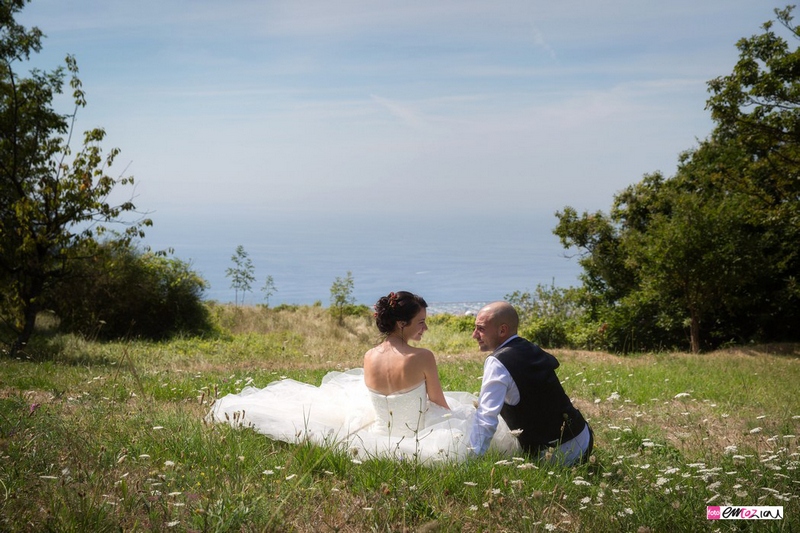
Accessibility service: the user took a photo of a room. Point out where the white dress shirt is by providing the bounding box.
[469,335,520,456]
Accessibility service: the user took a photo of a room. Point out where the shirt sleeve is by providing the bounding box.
[468,356,518,456]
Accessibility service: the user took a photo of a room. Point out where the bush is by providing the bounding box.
[426,313,475,333]
[520,317,569,349]
[44,240,214,340]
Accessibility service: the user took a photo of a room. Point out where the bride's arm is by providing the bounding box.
[418,350,450,409]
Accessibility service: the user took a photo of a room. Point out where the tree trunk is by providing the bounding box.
[12,300,38,356]
[689,310,701,354]
[10,272,45,357]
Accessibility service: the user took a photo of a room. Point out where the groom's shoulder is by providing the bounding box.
[493,336,531,357]
[495,336,551,359]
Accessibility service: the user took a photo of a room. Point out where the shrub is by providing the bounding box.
[44,240,213,340]
[426,313,475,333]
[507,283,590,349]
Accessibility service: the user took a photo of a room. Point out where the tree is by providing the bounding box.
[261,275,277,307]
[225,245,254,306]
[553,6,800,352]
[706,5,800,228]
[329,271,354,324]
[1,0,150,354]
[625,190,766,352]
[705,4,800,338]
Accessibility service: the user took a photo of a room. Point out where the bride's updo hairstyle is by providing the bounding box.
[374,291,428,335]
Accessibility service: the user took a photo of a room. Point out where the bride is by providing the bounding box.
[206,291,519,463]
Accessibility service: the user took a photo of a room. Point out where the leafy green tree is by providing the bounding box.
[329,271,355,324]
[553,6,800,352]
[557,159,775,352]
[706,4,800,229]
[1,0,150,354]
[705,4,800,338]
[225,245,255,306]
[626,190,767,352]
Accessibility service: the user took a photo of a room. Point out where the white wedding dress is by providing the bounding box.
[206,368,520,463]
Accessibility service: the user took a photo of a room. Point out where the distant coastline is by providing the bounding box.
[426,302,487,316]
[144,212,582,308]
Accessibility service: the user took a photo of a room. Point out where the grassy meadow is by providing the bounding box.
[1,305,798,532]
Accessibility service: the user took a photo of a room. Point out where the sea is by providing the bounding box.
[141,211,583,316]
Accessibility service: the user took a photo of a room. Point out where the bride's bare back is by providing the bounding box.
[363,339,448,408]
[366,292,449,409]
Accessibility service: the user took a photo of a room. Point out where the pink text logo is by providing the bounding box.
[707,506,783,520]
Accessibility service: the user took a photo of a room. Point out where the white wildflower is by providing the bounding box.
[749,427,763,434]
[164,460,175,467]
[674,392,691,398]
[262,470,274,475]
[166,521,180,528]
[463,481,478,486]
[285,474,297,481]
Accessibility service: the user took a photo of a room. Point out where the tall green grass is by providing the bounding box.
[1,305,797,531]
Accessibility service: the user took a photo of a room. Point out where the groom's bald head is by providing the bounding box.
[480,302,519,334]
[472,301,519,351]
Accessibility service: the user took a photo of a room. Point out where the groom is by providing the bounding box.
[468,301,593,465]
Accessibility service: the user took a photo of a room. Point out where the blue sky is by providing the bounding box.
[16,1,782,224]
